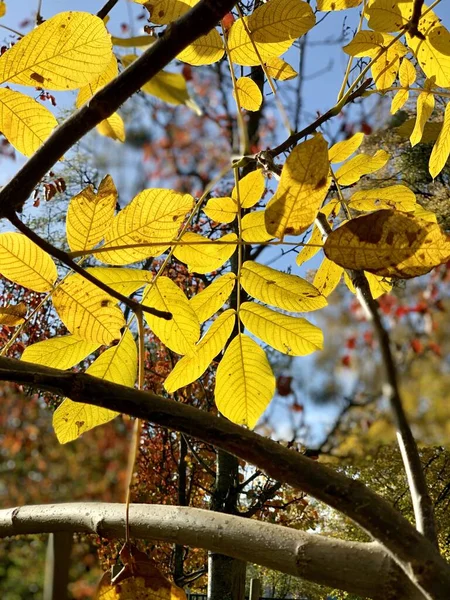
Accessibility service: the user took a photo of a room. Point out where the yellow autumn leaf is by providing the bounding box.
[313,257,343,296]
[0,233,57,292]
[203,196,237,223]
[142,277,200,355]
[0,2,6,18]
[178,29,224,65]
[52,273,125,344]
[395,118,442,144]
[323,209,450,278]
[96,112,125,142]
[414,204,438,224]
[228,0,315,66]
[76,55,118,108]
[317,0,362,9]
[348,185,417,213]
[241,211,273,243]
[53,330,137,443]
[173,232,237,274]
[345,271,392,299]
[0,88,57,157]
[85,267,153,296]
[365,0,408,32]
[232,170,265,208]
[390,58,416,115]
[164,309,235,393]
[22,335,100,369]
[265,134,330,238]
[241,261,327,312]
[410,80,435,147]
[240,302,323,356]
[429,101,450,179]
[0,302,26,326]
[296,225,323,266]
[215,333,275,428]
[328,132,364,163]
[189,273,236,323]
[112,34,155,47]
[138,0,197,25]
[66,175,117,252]
[264,57,298,81]
[233,76,263,111]
[0,12,112,90]
[335,149,389,186]
[98,189,194,265]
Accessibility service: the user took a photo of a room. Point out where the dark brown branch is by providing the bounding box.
[0,0,237,217]
[9,214,171,320]
[0,356,448,599]
[403,0,426,40]
[97,0,120,20]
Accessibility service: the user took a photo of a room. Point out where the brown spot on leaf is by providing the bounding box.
[406,230,418,245]
[386,231,395,245]
[30,72,45,84]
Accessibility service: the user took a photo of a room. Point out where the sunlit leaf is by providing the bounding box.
[203,196,237,223]
[22,335,100,369]
[241,211,273,243]
[241,261,327,312]
[0,302,26,326]
[66,175,117,252]
[233,76,263,111]
[0,88,58,156]
[85,267,153,296]
[173,232,237,274]
[323,210,450,278]
[0,233,57,292]
[52,273,125,344]
[410,79,435,147]
[390,58,416,115]
[296,225,323,266]
[112,34,155,47]
[317,0,362,10]
[142,277,200,355]
[99,189,194,265]
[264,57,298,80]
[313,257,343,296]
[178,29,224,65]
[0,12,112,89]
[348,185,417,213]
[76,55,118,108]
[395,118,442,144]
[53,330,137,443]
[96,112,125,142]
[215,333,275,428]
[429,101,450,179]
[189,273,236,323]
[335,149,389,186]
[240,302,323,356]
[0,2,6,18]
[232,170,265,208]
[164,310,235,393]
[328,132,364,164]
[265,134,330,238]
[138,0,197,25]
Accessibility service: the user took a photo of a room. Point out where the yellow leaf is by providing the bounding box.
[241,211,273,243]
[365,0,408,32]
[112,34,155,47]
[139,0,197,24]
[233,76,263,111]
[76,55,118,108]
[241,260,327,312]
[317,0,362,9]
[85,267,153,295]
[265,134,330,238]
[228,0,315,66]
[53,330,137,443]
[0,302,26,326]
[313,257,343,296]
[178,29,224,65]
[296,225,323,266]
[189,273,236,323]
[348,185,417,213]
[203,196,237,223]
[164,309,235,393]
[142,277,200,355]
[215,333,275,428]
[99,189,194,265]
[66,175,117,252]
[323,209,450,278]
[232,170,265,208]
[52,273,125,344]
[173,232,237,274]
[0,2,6,18]
[0,12,112,90]
[343,30,387,57]
[240,302,323,356]
[410,80,435,147]
[22,335,99,369]
[264,57,298,80]
[96,112,125,142]
[390,57,416,115]
[395,118,442,144]
[0,88,57,156]
[329,132,364,163]
[0,233,57,292]
[344,270,393,299]
[414,204,437,223]
[335,149,389,186]
[429,101,450,179]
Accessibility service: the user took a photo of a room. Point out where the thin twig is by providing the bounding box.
[97,0,120,20]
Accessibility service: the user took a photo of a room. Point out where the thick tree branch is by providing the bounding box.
[0,357,448,599]
[0,503,423,600]
[0,0,237,217]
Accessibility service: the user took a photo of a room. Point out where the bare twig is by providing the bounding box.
[97,0,120,20]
